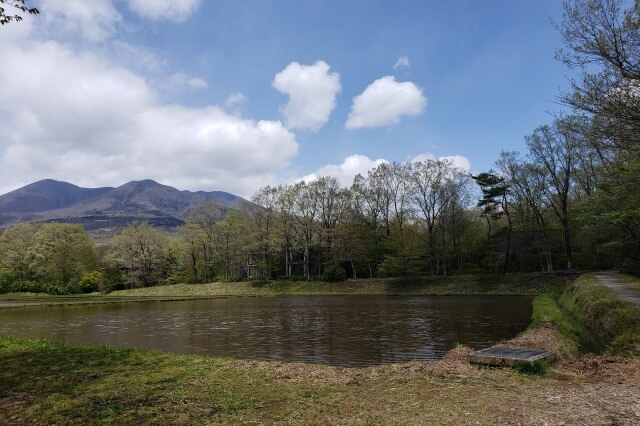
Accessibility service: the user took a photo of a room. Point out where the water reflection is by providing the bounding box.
[0,295,533,366]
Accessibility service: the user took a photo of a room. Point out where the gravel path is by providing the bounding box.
[595,272,640,308]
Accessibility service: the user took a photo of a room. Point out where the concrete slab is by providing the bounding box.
[467,346,555,367]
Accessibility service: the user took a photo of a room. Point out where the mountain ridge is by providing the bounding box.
[0,179,246,240]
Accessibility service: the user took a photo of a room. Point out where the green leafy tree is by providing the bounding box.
[0,222,97,293]
[578,157,640,268]
[31,223,98,291]
[472,171,513,273]
[110,222,176,288]
[180,201,222,282]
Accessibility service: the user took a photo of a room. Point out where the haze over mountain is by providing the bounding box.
[0,179,246,240]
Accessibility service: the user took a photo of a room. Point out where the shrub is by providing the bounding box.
[0,269,19,293]
[279,274,307,282]
[42,281,72,295]
[165,273,185,285]
[516,360,550,376]
[101,267,125,293]
[10,280,41,293]
[322,265,346,283]
[79,271,104,293]
[250,279,269,288]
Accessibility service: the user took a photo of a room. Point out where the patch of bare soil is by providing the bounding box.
[0,392,38,425]
[512,382,640,425]
[557,355,640,386]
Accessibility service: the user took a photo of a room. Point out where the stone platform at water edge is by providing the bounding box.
[467,346,555,367]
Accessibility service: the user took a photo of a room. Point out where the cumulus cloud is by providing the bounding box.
[41,0,122,41]
[109,40,167,73]
[127,0,201,22]
[298,155,387,187]
[297,152,470,188]
[346,76,426,129]
[393,56,411,70]
[272,60,341,131]
[226,92,247,106]
[0,32,297,197]
[164,72,208,91]
[411,153,471,172]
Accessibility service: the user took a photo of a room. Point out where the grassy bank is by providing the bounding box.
[0,273,572,310]
[0,294,236,310]
[529,273,640,358]
[2,335,639,424]
[111,273,572,298]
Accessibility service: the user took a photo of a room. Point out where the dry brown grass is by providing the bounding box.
[507,324,563,353]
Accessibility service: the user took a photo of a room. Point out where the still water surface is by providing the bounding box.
[0,295,533,366]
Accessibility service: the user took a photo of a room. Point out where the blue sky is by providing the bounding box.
[0,0,573,196]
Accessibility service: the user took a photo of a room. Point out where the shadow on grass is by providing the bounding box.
[0,335,319,423]
[0,336,137,395]
[382,273,571,295]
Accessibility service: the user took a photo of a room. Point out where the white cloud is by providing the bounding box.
[272,60,341,131]
[164,72,208,91]
[411,153,471,172]
[393,56,411,70]
[226,92,247,106]
[0,34,298,197]
[41,0,122,41]
[109,40,167,72]
[297,153,470,189]
[346,76,426,129]
[127,0,201,22]
[298,155,387,187]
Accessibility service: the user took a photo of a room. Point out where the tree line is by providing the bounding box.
[0,0,638,293]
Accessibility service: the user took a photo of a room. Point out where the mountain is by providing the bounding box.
[0,179,112,213]
[0,179,246,240]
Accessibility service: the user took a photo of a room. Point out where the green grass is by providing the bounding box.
[530,273,640,358]
[0,273,572,312]
[0,335,306,423]
[561,274,640,357]
[110,273,572,298]
[529,293,584,356]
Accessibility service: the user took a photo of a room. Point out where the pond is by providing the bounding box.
[0,295,533,366]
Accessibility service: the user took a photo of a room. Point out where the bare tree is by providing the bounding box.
[526,116,585,272]
[498,151,555,271]
[555,0,640,152]
[311,177,352,265]
[248,186,280,279]
[410,159,468,275]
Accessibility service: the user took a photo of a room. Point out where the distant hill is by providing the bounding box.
[0,179,246,240]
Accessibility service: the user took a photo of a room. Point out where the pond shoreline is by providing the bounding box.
[0,272,573,310]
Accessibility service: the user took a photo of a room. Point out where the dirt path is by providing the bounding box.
[595,272,640,307]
